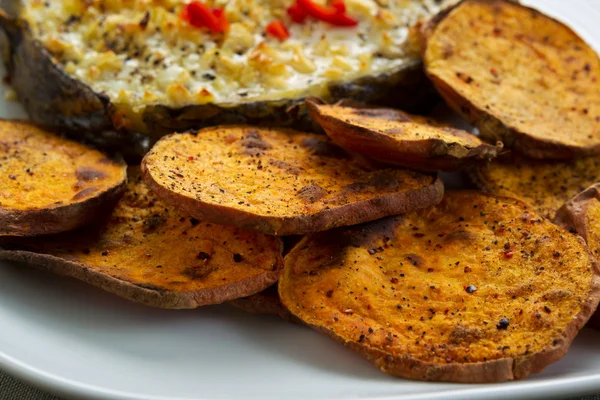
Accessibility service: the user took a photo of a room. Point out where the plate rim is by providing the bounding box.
[1,0,600,399]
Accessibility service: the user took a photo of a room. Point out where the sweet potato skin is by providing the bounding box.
[470,154,600,219]
[280,191,600,382]
[423,0,600,159]
[142,126,444,236]
[0,169,284,309]
[0,120,127,236]
[229,284,297,322]
[555,184,600,328]
[306,98,502,171]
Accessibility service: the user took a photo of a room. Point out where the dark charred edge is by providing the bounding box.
[0,244,285,309]
[0,164,127,237]
[280,194,600,382]
[0,7,145,159]
[422,0,600,160]
[141,154,445,236]
[306,99,502,172]
[0,3,438,160]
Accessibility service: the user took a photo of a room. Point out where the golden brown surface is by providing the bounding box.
[142,126,444,235]
[280,191,600,382]
[0,168,284,309]
[471,155,600,219]
[0,120,127,236]
[424,0,600,159]
[307,99,501,171]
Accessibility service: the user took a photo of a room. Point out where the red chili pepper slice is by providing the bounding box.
[180,1,228,33]
[332,0,346,13]
[287,3,308,23]
[212,8,229,32]
[266,20,290,40]
[296,0,358,27]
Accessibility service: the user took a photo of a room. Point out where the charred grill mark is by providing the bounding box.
[297,184,327,203]
[444,230,477,243]
[301,137,347,158]
[181,264,219,280]
[143,213,166,233]
[240,130,272,155]
[343,173,399,193]
[405,253,424,267]
[296,219,399,271]
[72,186,100,200]
[269,159,303,175]
[76,167,108,181]
[448,325,483,345]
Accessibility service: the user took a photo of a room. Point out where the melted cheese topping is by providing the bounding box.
[23,0,451,109]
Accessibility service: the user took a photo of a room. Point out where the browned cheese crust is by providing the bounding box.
[306,98,502,171]
[0,168,284,309]
[470,154,600,219]
[141,126,444,236]
[0,120,127,236]
[423,0,600,159]
[280,191,600,383]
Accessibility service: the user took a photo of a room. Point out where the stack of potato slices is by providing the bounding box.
[1,0,600,385]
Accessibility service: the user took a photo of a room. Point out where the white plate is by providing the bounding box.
[1,1,600,399]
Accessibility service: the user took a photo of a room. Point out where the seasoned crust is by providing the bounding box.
[469,154,600,219]
[141,126,444,236]
[0,120,127,236]
[423,0,600,159]
[306,98,502,171]
[280,191,600,382]
[0,168,284,309]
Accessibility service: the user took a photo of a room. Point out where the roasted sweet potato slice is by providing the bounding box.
[229,285,296,322]
[423,0,600,159]
[0,120,127,236]
[470,155,600,219]
[0,168,283,309]
[142,126,443,235]
[306,99,502,171]
[280,191,600,383]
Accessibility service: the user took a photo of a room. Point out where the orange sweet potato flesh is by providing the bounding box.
[307,99,502,171]
[280,191,600,382]
[142,126,444,236]
[423,0,600,159]
[0,168,284,309]
[0,120,127,236]
[470,154,600,219]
